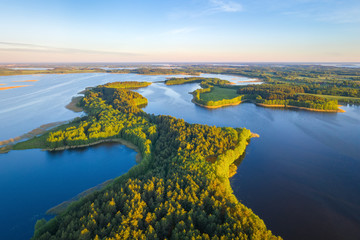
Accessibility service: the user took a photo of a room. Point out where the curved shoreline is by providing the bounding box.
[192,98,243,109]
[46,179,114,215]
[65,96,83,113]
[45,138,142,163]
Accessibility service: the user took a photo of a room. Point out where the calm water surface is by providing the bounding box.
[0,144,137,240]
[0,73,359,240]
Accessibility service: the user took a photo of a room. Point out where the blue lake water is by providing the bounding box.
[0,73,359,240]
[0,144,137,240]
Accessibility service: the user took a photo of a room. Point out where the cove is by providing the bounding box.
[0,143,137,240]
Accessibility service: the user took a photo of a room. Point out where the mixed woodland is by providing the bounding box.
[29,81,280,240]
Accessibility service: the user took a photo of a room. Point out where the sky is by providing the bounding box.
[0,0,359,63]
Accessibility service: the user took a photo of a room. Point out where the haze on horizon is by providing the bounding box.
[0,0,359,63]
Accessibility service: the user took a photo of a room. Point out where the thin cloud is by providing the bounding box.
[168,0,242,19]
[280,0,360,24]
[316,8,360,23]
[208,0,242,13]
[166,27,197,35]
[283,8,360,24]
[0,42,139,56]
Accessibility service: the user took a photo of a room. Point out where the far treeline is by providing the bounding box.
[187,65,360,103]
[1,65,358,103]
[13,81,280,239]
[2,64,358,103]
[101,81,152,89]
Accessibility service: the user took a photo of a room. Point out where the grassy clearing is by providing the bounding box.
[200,86,239,101]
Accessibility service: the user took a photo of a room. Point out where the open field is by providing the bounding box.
[200,86,239,101]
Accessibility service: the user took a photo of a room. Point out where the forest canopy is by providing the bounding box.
[29,81,280,240]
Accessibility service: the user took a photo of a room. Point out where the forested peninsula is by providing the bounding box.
[10,81,280,239]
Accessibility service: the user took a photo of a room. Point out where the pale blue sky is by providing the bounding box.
[0,0,359,62]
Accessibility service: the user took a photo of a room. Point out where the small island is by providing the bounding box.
[168,77,346,112]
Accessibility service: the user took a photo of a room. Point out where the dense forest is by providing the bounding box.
[237,84,339,111]
[165,77,341,111]
[186,65,360,103]
[101,81,152,89]
[165,77,230,86]
[29,82,280,239]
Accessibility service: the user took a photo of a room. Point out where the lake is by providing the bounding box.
[0,73,359,239]
[0,143,137,240]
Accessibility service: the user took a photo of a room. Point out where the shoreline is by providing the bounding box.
[45,138,142,163]
[191,94,345,113]
[46,179,114,215]
[65,96,83,112]
[192,98,243,109]
[0,121,68,153]
[255,103,345,113]
[45,139,143,215]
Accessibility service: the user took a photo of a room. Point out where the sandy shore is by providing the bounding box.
[65,96,83,112]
